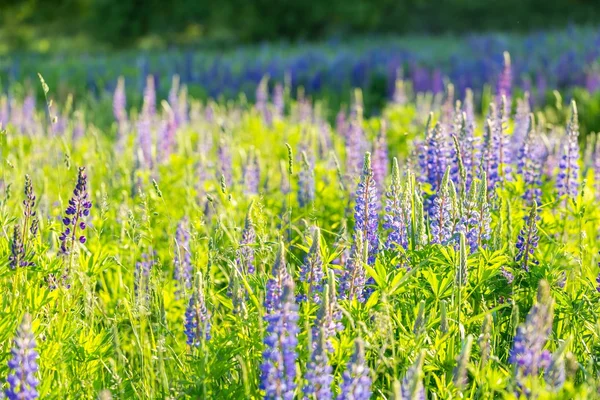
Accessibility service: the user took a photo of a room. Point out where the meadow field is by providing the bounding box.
[1,27,600,399]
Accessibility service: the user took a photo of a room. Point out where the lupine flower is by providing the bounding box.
[243,149,260,195]
[237,203,256,274]
[501,267,515,284]
[338,338,372,400]
[419,118,447,192]
[481,118,499,192]
[545,343,567,391]
[184,276,212,346]
[265,242,291,314]
[134,252,155,301]
[298,228,324,303]
[345,116,368,179]
[453,335,473,390]
[595,272,600,293]
[173,220,193,298]
[298,152,315,208]
[496,52,512,117]
[273,83,284,119]
[510,280,554,391]
[313,281,343,353]
[556,101,580,198]
[515,201,540,271]
[142,75,156,118]
[217,138,233,187]
[168,75,180,127]
[511,94,531,153]
[383,158,411,251]
[430,169,456,245]
[518,114,543,204]
[58,167,92,255]
[158,112,176,163]
[303,326,333,400]
[494,98,512,184]
[400,351,425,400]
[113,76,127,124]
[136,113,153,169]
[23,175,37,240]
[354,152,379,265]
[463,175,491,253]
[371,122,388,193]
[261,277,299,400]
[339,232,367,302]
[256,76,270,122]
[5,314,39,400]
[455,232,468,287]
[9,226,33,269]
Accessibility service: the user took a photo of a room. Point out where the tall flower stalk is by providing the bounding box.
[556,101,580,199]
[338,338,372,400]
[5,314,39,400]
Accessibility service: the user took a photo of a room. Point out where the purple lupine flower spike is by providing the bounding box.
[371,121,388,193]
[298,151,315,208]
[58,167,92,255]
[217,137,233,187]
[518,114,543,204]
[5,313,39,400]
[243,148,260,195]
[430,168,455,245]
[338,338,372,400]
[354,152,379,265]
[158,111,176,163]
[298,227,324,303]
[339,231,367,302]
[419,117,447,192]
[168,75,180,127]
[184,274,211,346]
[383,158,410,251]
[9,226,33,269]
[265,242,291,314]
[261,277,299,400]
[273,83,284,119]
[237,202,256,274]
[113,76,127,125]
[496,52,512,117]
[400,351,426,400]
[142,75,156,118]
[173,219,193,298]
[304,326,333,399]
[515,201,540,272]
[137,112,153,169]
[313,280,343,353]
[510,280,554,393]
[556,101,580,198]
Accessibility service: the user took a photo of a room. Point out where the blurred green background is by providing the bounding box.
[1,0,599,52]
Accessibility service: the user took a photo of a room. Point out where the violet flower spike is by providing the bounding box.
[184,275,212,346]
[260,277,299,400]
[556,101,580,198]
[337,338,372,400]
[515,201,540,272]
[58,167,92,255]
[5,313,39,400]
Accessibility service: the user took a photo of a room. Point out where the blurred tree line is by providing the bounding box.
[1,0,599,49]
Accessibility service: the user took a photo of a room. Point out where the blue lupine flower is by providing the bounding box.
[173,220,193,298]
[273,83,284,119]
[58,167,92,255]
[509,280,554,393]
[511,94,531,154]
[556,101,580,198]
[184,277,211,346]
[243,148,261,195]
[5,314,39,400]
[517,114,543,204]
[261,277,299,400]
[339,232,367,302]
[419,119,447,192]
[545,346,566,391]
[137,113,153,169]
[142,75,156,118]
[9,226,33,269]
[298,228,324,303]
[353,152,379,265]
[400,351,425,400]
[313,282,343,353]
[515,202,540,271]
[429,169,455,245]
[345,119,368,179]
[496,52,512,117]
[134,252,155,301]
[338,338,371,400]
[113,76,127,124]
[218,138,233,188]
[238,204,256,274]
[371,123,388,193]
[303,327,333,399]
[298,152,315,208]
[265,242,290,314]
[383,158,411,251]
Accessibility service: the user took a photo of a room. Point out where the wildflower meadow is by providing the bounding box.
[1,45,600,400]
